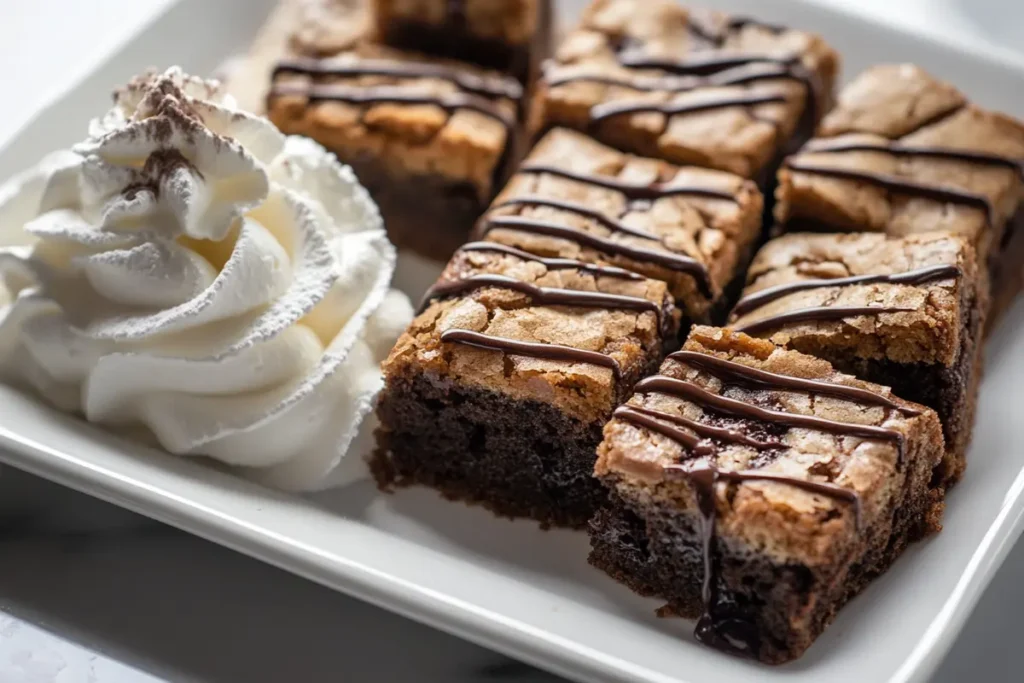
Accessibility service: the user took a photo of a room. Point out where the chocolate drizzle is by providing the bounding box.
[590,92,789,126]
[732,264,963,316]
[418,274,663,321]
[458,242,644,280]
[485,195,713,295]
[614,405,786,455]
[493,196,661,241]
[272,57,523,100]
[661,462,861,657]
[618,52,796,77]
[633,375,906,455]
[517,164,739,202]
[667,350,920,416]
[481,216,714,296]
[547,61,805,95]
[802,138,1024,178]
[440,329,622,379]
[268,83,515,132]
[785,160,997,226]
[732,305,916,336]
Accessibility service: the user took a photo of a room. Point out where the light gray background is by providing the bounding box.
[1,0,1022,681]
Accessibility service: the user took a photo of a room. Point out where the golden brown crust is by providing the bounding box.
[732,232,977,365]
[482,128,763,321]
[530,0,839,178]
[267,43,518,198]
[596,326,944,565]
[383,249,679,424]
[775,64,1024,264]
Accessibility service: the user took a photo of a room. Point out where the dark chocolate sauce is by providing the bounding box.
[732,264,963,317]
[268,83,515,132]
[271,58,523,100]
[614,405,785,454]
[418,274,662,321]
[446,0,466,29]
[458,242,644,280]
[634,375,905,454]
[590,92,789,126]
[480,216,713,296]
[439,329,622,379]
[663,461,861,656]
[516,164,739,202]
[547,61,804,94]
[667,350,920,416]
[732,305,916,336]
[802,138,1024,178]
[618,52,797,77]
[487,195,713,295]
[784,160,997,227]
[493,196,662,241]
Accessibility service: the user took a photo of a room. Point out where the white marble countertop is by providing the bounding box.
[2,1,1024,681]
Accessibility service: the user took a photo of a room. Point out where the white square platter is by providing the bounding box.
[1,1,1024,682]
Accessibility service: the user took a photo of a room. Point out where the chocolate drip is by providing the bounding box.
[517,164,739,202]
[614,405,786,454]
[272,58,523,100]
[732,264,962,317]
[480,216,713,296]
[590,92,788,126]
[419,274,662,321]
[733,305,916,336]
[268,83,515,132]
[785,160,997,226]
[635,375,905,454]
[803,138,1024,178]
[667,350,920,416]
[440,329,622,379]
[488,196,713,295]
[665,461,860,656]
[459,242,644,280]
[494,196,661,241]
[548,62,804,94]
[618,52,797,77]
[446,0,466,29]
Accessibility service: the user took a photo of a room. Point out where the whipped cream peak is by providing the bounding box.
[0,67,412,491]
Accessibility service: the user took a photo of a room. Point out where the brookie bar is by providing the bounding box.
[775,64,1024,329]
[729,232,984,484]
[530,0,839,187]
[476,128,764,324]
[590,326,945,663]
[265,0,523,262]
[373,243,681,527]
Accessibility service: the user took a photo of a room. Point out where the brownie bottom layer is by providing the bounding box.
[373,370,609,529]
[589,461,944,663]
[347,155,485,263]
[799,291,982,487]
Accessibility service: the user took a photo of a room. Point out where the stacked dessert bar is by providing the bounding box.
[251,0,1024,665]
[260,0,539,261]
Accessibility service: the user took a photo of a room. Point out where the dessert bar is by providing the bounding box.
[590,326,945,663]
[265,4,523,262]
[775,64,1024,327]
[728,232,983,484]
[476,128,763,324]
[372,0,552,84]
[530,0,839,186]
[373,243,682,528]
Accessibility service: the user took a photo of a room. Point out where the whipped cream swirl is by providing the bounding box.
[0,67,412,490]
